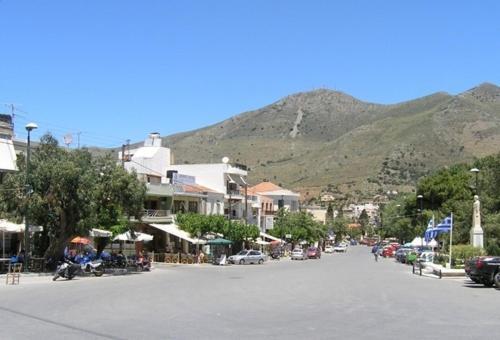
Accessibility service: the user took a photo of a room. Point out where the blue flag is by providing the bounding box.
[436,216,452,232]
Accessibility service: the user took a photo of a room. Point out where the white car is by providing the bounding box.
[334,243,348,253]
[324,246,334,253]
[290,249,308,260]
[228,250,266,265]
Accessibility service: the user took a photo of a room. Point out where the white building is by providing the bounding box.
[0,114,17,181]
[250,181,300,213]
[164,163,249,221]
[120,132,172,184]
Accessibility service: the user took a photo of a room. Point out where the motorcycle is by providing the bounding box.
[76,255,104,277]
[53,258,81,281]
[270,249,281,260]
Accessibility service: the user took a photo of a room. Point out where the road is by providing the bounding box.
[1,246,499,340]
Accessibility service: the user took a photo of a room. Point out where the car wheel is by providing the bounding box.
[494,272,500,288]
[258,259,264,264]
[239,259,245,265]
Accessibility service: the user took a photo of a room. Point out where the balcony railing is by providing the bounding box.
[138,209,174,223]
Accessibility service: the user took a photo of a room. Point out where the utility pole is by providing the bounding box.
[121,144,126,168]
[77,132,82,149]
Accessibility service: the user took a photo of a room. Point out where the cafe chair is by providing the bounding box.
[6,263,22,285]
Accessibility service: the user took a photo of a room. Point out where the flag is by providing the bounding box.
[435,216,452,232]
[424,217,435,243]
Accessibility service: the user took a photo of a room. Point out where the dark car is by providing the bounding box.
[307,247,321,259]
[395,248,412,263]
[465,256,500,287]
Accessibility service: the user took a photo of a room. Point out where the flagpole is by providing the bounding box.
[449,213,453,268]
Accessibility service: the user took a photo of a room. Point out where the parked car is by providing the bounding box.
[395,248,412,263]
[334,243,347,253]
[465,256,500,287]
[324,245,334,253]
[307,247,321,259]
[382,245,395,257]
[290,248,308,260]
[350,240,358,246]
[228,250,266,265]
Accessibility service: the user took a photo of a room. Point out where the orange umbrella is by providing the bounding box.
[70,236,91,245]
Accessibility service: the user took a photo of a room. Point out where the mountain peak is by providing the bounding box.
[460,82,500,103]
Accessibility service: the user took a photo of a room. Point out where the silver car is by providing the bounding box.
[290,249,307,260]
[228,250,266,265]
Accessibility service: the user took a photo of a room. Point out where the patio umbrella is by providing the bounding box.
[70,236,91,245]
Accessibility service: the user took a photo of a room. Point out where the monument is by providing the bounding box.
[470,195,484,248]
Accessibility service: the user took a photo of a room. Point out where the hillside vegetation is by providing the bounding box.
[160,83,500,199]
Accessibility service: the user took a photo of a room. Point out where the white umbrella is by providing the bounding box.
[113,231,154,242]
[426,239,438,248]
[411,237,424,247]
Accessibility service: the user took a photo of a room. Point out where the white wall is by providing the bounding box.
[165,164,247,194]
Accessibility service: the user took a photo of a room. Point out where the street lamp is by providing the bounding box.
[417,195,423,247]
[470,168,480,195]
[24,122,38,272]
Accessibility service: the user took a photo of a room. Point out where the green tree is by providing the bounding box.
[0,134,146,258]
[358,209,369,236]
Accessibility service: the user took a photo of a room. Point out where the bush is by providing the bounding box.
[486,242,500,256]
[451,244,485,263]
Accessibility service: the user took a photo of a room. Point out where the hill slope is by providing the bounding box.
[162,83,500,199]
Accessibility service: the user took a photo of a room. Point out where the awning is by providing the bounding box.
[227,174,247,186]
[113,231,154,242]
[149,223,206,244]
[253,238,270,245]
[90,228,113,237]
[0,219,24,233]
[260,232,282,242]
[0,139,17,172]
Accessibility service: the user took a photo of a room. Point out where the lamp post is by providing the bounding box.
[417,195,423,248]
[24,122,38,272]
[470,168,480,195]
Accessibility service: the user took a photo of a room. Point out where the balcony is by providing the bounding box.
[138,209,174,223]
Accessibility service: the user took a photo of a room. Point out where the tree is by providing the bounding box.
[270,209,326,245]
[0,134,146,258]
[358,209,369,236]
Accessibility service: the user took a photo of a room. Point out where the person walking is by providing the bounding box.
[371,244,379,262]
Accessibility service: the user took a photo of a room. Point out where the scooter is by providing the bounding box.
[53,258,81,281]
[77,256,104,277]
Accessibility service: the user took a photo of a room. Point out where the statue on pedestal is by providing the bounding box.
[470,195,484,248]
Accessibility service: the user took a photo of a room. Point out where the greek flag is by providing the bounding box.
[435,216,452,232]
[424,217,435,243]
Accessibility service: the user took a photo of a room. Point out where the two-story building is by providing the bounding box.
[164,162,249,221]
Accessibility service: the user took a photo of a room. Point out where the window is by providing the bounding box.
[188,201,198,213]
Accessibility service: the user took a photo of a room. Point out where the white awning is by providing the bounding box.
[260,232,282,242]
[113,231,154,242]
[90,228,112,237]
[149,223,206,245]
[0,139,17,172]
[227,174,247,186]
[0,219,24,233]
[252,238,270,245]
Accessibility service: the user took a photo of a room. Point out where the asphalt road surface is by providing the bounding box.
[1,246,499,340]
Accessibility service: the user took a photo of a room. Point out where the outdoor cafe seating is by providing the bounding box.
[5,262,22,285]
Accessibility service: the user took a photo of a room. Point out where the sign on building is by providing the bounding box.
[172,173,196,185]
[265,216,274,229]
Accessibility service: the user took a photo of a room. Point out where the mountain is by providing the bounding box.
[162,83,500,200]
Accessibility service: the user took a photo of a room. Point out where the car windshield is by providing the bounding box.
[237,251,248,256]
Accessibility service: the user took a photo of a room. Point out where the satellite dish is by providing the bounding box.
[64,133,73,146]
[222,157,229,164]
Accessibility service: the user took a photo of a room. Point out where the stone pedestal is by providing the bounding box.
[470,195,484,249]
[470,226,484,248]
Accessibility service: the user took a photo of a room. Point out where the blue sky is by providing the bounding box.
[1,1,499,147]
